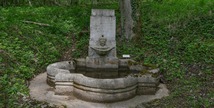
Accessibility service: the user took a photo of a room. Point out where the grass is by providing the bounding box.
[132,0,213,107]
[0,6,92,107]
[0,0,214,107]
[0,4,119,107]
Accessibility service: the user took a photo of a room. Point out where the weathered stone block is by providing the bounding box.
[55,73,74,95]
[119,59,130,71]
[137,75,159,95]
[75,58,86,72]
[130,65,146,73]
[55,86,73,95]
[86,57,119,73]
[137,86,157,95]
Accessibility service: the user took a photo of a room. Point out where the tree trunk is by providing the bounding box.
[28,0,32,6]
[119,0,141,40]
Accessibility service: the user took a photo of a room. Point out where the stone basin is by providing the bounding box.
[47,60,159,102]
[90,46,114,56]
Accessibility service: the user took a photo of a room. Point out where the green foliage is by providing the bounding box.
[118,0,214,107]
[0,2,118,106]
[0,6,91,107]
[118,0,213,107]
[0,0,213,107]
[0,0,118,7]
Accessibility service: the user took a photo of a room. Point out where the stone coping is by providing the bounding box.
[92,9,115,16]
[47,61,74,77]
[47,61,158,87]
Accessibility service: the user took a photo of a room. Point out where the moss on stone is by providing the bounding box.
[140,69,149,75]
[151,73,159,78]
[128,60,138,66]
[143,63,157,69]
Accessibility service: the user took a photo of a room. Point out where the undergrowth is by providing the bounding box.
[0,0,213,107]
[0,6,91,107]
[127,0,213,107]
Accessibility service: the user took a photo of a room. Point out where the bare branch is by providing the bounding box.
[22,20,51,27]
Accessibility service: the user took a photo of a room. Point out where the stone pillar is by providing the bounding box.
[86,9,119,78]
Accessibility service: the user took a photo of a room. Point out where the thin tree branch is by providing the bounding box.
[22,20,51,27]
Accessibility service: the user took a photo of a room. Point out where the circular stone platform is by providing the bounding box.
[29,72,169,108]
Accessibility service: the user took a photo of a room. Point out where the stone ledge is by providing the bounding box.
[29,73,169,108]
[54,72,159,102]
[91,9,115,16]
[73,87,136,103]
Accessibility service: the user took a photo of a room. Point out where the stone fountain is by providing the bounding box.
[29,9,169,107]
[46,9,159,102]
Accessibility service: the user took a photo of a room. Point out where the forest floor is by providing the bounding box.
[0,0,214,107]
